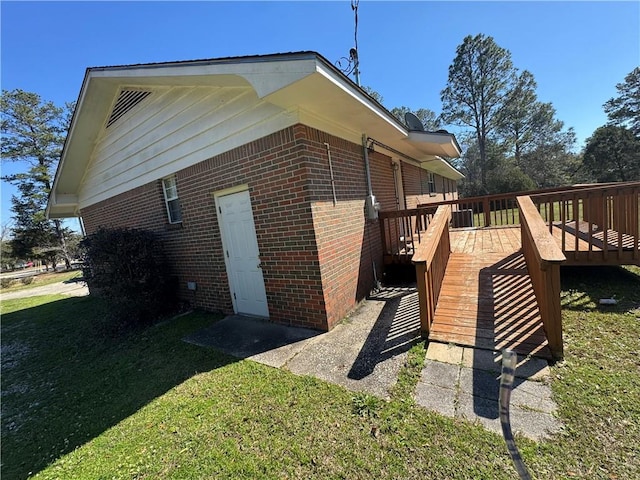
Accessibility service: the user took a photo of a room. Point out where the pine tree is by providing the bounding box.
[1,89,74,269]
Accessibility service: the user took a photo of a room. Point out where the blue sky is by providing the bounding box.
[1,1,639,230]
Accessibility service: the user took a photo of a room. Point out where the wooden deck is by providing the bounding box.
[551,221,640,265]
[396,182,639,361]
[429,227,553,359]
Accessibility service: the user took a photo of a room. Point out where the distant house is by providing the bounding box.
[47,51,463,331]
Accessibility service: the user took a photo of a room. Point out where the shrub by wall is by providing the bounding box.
[80,227,177,331]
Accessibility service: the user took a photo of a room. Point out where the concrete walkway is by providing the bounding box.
[184,286,561,440]
[416,342,561,441]
[0,279,89,301]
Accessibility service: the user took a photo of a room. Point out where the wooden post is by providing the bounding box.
[379,216,387,254]
[483,197,491,227]
[542,261,564,359]
[415,261,430,337]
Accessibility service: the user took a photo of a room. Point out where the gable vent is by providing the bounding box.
[106,89,152,128]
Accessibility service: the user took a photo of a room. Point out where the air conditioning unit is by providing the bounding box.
[451,209,474,228]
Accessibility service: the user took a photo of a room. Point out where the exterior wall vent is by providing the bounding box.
[106,89,152,128]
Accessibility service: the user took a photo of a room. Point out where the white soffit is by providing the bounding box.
[406,131,462,159]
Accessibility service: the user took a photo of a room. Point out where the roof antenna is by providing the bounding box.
[336,0,361,86]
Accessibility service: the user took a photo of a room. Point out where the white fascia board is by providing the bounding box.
[48,206,78,219]
[46,68,93,219]
[314,63,406,136]
[87,58,318,98]
[47,57,318,219]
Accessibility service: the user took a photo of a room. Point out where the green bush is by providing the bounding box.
[1,278,14,288]
[80,227,177,332]
[20,276,34,285]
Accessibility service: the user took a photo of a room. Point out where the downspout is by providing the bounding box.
[323,143,337,206]
[77,216,86,237]
[362,134,373,196]
[391,161,400,210]
[362,134,380,289]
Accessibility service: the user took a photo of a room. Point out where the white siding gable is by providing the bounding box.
[79,85,297,209]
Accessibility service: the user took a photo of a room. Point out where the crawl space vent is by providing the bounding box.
[106,89,152,128]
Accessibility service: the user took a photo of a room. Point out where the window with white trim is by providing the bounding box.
[162,176,182,224]
[428,172,436,195]
[422,171,437,196]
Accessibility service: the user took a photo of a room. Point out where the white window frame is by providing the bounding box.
[162,176,182,224]
[428,172,436,196]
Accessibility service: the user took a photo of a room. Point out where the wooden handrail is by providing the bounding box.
[380,181,639,265]
[417,182,635,228]
[412,205,452,337]
[517,195,566,359]
[379,207,436,262]
[530,181,640,266]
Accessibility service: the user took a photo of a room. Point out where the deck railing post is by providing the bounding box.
[415,260,430,337]
[379,216,387,254]
[483,197,491,227]
[541,261,564,359]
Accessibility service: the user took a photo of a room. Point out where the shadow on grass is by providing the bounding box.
[0,295,233,480]
[560,265,640,313]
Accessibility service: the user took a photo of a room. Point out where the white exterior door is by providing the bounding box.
[216,189,269,318]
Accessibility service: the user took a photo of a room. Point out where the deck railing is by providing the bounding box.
[423,192,520,227]
[412,205,452,337]
[517,195,566,359]
[419,184,624,229]
[530,181,640,265]
[379,182,639,265]
[379,207,436,263]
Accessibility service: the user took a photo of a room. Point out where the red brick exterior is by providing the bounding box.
[401,162,458,208]
[82,125,395,331]
[81,124,457,331]
[299,128,394,329]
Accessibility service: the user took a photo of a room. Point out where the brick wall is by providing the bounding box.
[83,125,329,330]
[81,124,394,331]
[401,162,457,208]
[295,127,389,330]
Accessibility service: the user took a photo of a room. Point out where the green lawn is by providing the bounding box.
[467,198,585,228]
[1,266,639,479]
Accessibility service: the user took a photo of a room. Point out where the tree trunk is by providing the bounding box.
[44,173,72,270]
[478,132,487,190]
[53,219,72,270]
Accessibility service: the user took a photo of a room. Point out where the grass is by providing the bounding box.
[469,200,584,228]
[0,270,82,293]
[1,266,639,479]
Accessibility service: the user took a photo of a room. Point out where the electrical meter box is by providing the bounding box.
[365,194,381,220]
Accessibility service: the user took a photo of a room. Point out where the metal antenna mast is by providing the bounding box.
[336,0,361,86]
[351,0,360,86]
